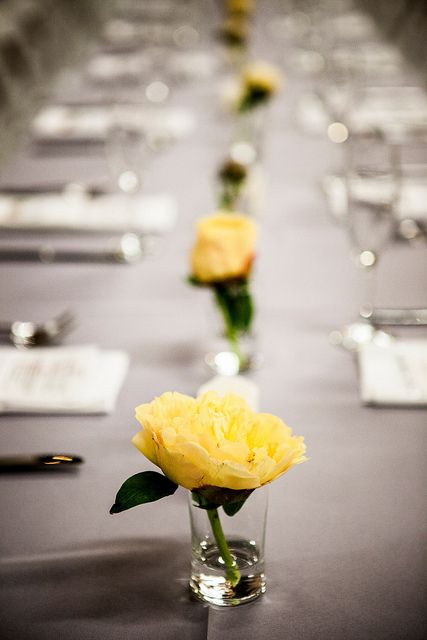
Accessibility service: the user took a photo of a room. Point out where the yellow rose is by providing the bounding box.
[226,0,254,15]
[242,61,282,94]
[190,212,257,283]
[219,15,249,46]
[133,391,307,491]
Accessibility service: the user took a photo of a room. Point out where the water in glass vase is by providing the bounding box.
[205,328,259,376]
[190,537,266,606]
[188,488,268,607]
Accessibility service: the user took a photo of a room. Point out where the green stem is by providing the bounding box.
[215,293,245,368]
[207,508,240,587]
[214,289,247,369]
[226,325,245,366]
[219,183,241,211]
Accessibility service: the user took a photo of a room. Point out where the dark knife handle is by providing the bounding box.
[0,453,84,472]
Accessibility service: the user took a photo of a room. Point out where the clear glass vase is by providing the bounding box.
[217,162,266,218]
[189,488,268,607]
[229,108,267,165]
[204,290,260,376]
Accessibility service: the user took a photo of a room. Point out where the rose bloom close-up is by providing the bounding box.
[190,212,257,283]
[132,391,307,491]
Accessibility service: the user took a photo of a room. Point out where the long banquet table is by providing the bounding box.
[0,4,427,639]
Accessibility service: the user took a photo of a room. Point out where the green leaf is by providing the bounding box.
[187,275,204,287]
[238,87,270,113]
[192,486,253,514]
[223,496,250,516]
[110,471,178,514]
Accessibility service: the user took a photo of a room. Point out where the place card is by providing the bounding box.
[0,346,129,414]
[357,339,427,406]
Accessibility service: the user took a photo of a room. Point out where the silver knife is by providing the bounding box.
[372,308,427,326]
[0,453,84,472]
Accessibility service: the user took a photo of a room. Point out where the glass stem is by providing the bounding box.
[207,508,240,587]
[359,264,376,320]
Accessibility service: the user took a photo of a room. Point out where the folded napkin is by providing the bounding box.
[0,192,177,234]
[358,339,427,406]
[297,87,427,139]
[0,346,129,414]
[322,174,427,223]
[32,105,196,143]
[349,87,427,140]
[168,51,217,80]
[197,375,260,411]
[86,52,151,82]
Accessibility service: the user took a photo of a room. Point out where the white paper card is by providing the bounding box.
[358,340,427,406]
[0,346,129,414]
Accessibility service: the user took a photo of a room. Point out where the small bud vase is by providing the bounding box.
[204,284,261,376]
[189,487,268,607]
[229,107,267,164]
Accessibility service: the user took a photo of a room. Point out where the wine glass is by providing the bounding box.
[333,132,399,349]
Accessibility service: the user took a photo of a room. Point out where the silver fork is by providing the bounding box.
[0,310,75,347]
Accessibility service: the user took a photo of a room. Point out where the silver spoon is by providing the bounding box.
[0,310,75,347]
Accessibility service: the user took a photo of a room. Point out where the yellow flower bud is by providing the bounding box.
[190,212,257,283]
[241,60,283,98]
[226,0,254,15]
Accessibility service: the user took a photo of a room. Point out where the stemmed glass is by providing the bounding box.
[104,120,154,255]
[334,132,399,349]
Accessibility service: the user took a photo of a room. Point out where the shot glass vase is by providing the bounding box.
[189,487,268,607]
[204,290,259,376]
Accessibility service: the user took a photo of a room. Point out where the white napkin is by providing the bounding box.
[168,51,217,80]
[297,87,427,139]
[349,87,427,139]
[32,105,196,142]
[0,192,177,234]
[86,52,151,82]
[197,375,260,411]
[321,174,427,223]
[0,346,129,414]
[358,340,427,406]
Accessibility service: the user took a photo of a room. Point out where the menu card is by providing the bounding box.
[358,339,427,406]
[0,346,129,414]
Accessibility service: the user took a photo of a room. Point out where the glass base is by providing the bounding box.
[205,348,262,376]
[329,322,394,351]
[190,539,266,607]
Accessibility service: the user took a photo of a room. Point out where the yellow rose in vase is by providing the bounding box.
[237,60,283,112]
[111,390,307,593]
[190,212,257,284]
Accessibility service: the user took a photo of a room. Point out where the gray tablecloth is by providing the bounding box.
[0,3,426,639]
